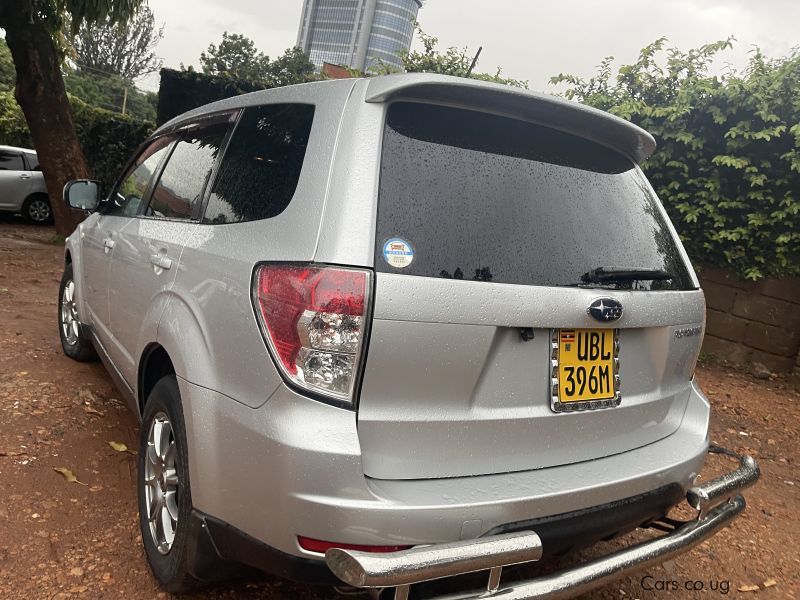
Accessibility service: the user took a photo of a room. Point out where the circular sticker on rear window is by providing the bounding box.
[383,238,414,269]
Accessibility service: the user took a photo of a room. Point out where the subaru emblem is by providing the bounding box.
[587,298,623,323]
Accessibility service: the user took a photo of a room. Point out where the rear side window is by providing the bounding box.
[24,153,40,170]
[203,104,315,224]
[375,103,694,291]
[147,124,227,220]
[0,150,24,171]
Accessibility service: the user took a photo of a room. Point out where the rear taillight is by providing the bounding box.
[253,264,370,406]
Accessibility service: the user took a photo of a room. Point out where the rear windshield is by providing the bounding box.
[375,102,694,291]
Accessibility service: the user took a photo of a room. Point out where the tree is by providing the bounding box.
[371,25,528,88]
[199,32,318,87]
[0,38,14,92]
[0,0,145,235]
[70,4,163,81]
[264,46,316,88]
[200,32,271,81]
[551,39,800,279]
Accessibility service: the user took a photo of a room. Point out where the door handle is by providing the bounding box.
[149,254,173,271]
[103,238,115,253]
[19,173,31,180]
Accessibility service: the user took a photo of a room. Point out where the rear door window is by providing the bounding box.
[0,150,24,171]
[146,123,228,220]
[202,104,315,224]
[375,102,694,291]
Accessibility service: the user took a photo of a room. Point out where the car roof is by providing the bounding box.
[0,145,36,154]
[154,73,656,164]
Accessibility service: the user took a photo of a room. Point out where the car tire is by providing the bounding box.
[22,193,53,225]
[138,375,201,594]
[58,264,97,362]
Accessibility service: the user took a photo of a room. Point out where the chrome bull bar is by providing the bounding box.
[326,447,759,600]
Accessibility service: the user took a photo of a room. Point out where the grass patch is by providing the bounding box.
[697,351,718,366]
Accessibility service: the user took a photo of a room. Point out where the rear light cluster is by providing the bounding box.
[253,264,371,405]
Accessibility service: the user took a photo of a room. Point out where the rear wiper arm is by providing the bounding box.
[581,267,673,284]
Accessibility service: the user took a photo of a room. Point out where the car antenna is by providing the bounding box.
[466,46,483,77]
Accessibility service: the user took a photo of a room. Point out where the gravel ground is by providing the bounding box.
[0,218,798,599]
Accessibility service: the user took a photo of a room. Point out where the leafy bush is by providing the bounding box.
[0,92,33,147]
[551,40,800,280]
[0,38,14,93]
[0,91,152,187]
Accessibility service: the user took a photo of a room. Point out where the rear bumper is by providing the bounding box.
[185,482,684,587]
[180,378,712,561]
[326,448,759,599]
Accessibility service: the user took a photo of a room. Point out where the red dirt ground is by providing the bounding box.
[1,218,798,599]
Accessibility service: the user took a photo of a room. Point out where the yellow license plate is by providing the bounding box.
[557,329,616,402]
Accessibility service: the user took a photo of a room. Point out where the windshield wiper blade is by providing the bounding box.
[581,267,674,284]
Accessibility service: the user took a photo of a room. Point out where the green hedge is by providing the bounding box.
[552,40,800,280]
[157,68,262,126]
[0,91,152,188]
[65,70,157,123]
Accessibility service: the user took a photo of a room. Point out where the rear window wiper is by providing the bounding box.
[581,267,674,284]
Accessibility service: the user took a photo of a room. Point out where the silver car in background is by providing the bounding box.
[59,74,759,599]
[0,145,52,224]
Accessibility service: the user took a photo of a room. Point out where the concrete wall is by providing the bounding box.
[699,269,800,373]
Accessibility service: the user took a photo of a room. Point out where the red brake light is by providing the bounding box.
[312,269,365,315]
[254,265,370,404]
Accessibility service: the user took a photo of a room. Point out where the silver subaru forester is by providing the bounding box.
[60,74,759,599]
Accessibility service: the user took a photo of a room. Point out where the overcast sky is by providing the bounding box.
[141,0,800,91]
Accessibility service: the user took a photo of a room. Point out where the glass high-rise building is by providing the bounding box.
[297,0,423,73]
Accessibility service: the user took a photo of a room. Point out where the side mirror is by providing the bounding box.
[63,180,100,212]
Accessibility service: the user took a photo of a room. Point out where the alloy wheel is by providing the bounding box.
[60,280,80,346]
[144,412,180,555]
[28,199,51,222]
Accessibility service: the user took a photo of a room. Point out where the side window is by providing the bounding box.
[203,104,315,224]
[24,153,40,171]
[146,124,227,220]
[105,138,173,218]
[0,150,25,171]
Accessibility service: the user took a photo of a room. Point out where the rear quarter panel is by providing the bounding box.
[157,80,359,409]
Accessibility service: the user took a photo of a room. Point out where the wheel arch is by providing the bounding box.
[24,191,50,204]
[138,343,177,416]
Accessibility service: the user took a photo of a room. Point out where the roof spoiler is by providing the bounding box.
[365,74,656,165]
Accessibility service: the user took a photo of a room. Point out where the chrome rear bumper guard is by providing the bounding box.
[326,447,759,600]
